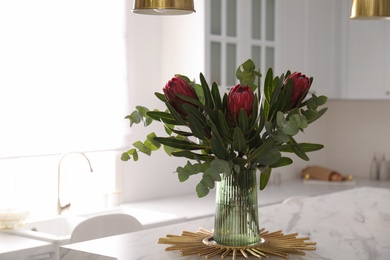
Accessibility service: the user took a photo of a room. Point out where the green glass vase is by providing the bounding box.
[213,169,261,246]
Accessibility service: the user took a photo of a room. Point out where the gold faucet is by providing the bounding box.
[57,152,93,215]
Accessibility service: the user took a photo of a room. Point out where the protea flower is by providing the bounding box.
[163,76,198,116]
[284,72,311,108]
[227,84,254,122]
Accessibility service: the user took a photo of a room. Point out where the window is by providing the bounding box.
[205,0,276,89]
[0,0,127,158]
[0,0,126,217]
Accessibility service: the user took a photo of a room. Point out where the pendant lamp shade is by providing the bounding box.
[133,0,195,15]
[350,0,390,19]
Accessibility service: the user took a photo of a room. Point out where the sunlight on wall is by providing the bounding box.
[0,0,127,218]
[0,151,117,219]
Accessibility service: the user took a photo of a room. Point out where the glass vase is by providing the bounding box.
[213,169,261,246]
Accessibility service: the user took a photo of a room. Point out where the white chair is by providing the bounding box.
[282,196,309,204]
[70,213,143,244]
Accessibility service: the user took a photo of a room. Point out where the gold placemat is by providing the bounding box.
[158,228,316,259]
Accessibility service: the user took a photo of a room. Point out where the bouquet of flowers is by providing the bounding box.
[122,59,327,198]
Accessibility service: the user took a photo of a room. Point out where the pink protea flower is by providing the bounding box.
[163,76,198,116]
[284,72,311,108]
[227,84,254,122]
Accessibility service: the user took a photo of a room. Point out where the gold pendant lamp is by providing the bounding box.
[350,0,390,19]
[133,0,195,15]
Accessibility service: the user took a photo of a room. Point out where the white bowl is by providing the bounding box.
[0,207,30,229]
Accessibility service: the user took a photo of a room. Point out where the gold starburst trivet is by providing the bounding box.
[158,228,316,259]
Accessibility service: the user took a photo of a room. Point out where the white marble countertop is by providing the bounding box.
[61,186,390,260]
[121,178,390,221]
[0,232,53,259]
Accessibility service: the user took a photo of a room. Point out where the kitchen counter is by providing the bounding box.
[121,178,390,221]
[0,232,54,260]
[61,186,390,259]
[3,178,390,259]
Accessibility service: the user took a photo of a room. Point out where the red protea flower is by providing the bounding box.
[284,72,311,108]
[227,84,254,122]
[163,76,198,116]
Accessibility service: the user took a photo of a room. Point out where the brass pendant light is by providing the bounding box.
[350,0,390,19]
[133,0,195,15]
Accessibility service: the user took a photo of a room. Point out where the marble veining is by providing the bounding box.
[61,187,390,260]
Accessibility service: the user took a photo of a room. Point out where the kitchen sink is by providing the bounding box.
[2,215,85,244]
[1,206,185,246]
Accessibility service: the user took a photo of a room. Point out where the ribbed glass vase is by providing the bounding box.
[213,169,261,246]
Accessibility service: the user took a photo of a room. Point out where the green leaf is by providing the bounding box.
[165,102,187,125]
[315,95,328,106]
[276,111,286,128]
[211,82,222,109]
[232,127,246,152]
[210,137,230,160]
[256,148,281,166]
[135,106,149,117]
[177,166,190,182]
[177,94,204,108]
[183,104,206,124]
[154,92,167,103]
[171,151,211,161]
[264,68,274,104]
[280,79,292,112]
[270,75,284,108]
[238,109,249,133]
[306,98,318,110]
[270,157,293,168]
[199,73,213,108]
[154,137,206,150]
[201,175,215,189]
[126,110,141,127]
[259,167,271,190]
[242,59,255,71]
[273,130,290,143]
[285,138,310,161]
[165,126,193,136]
[204,167,221,182]
[196,182,209,198]
[132,141,151,156]
[187,114,207,139]
[247,137,275,165]
[146,111,177,125]
[307,107,328,124]
[265,121,273,134]
[146,132,161,149]
[216,110,232,141]
[210,159,231,176]
[280,142,324,153]
[121,152,130,161]
[194,84,205,104]
[282,119,299,136]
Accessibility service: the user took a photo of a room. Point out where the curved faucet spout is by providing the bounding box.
[57,152,93,215]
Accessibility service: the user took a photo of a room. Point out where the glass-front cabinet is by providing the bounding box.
[205,0,390,100]
[205,0,276,90]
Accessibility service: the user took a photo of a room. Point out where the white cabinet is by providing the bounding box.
[346,19,390,99]
[277,0,344,99]
[277,0,390,100]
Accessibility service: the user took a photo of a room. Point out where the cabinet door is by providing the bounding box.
[277,0,343,99]
[346,20,390,99]
[205,0,276,89]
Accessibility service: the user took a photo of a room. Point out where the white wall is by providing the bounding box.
[118,0,206,202]
[313,99,390,177]
[118,1,390,204]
